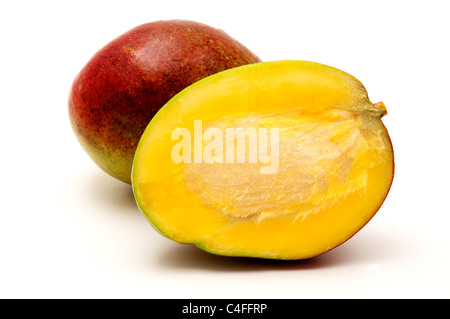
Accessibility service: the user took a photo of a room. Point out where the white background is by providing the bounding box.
[1,0,449,299]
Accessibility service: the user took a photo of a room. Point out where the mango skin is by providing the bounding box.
[69,20,261,183]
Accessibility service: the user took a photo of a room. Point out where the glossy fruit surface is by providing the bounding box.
[69,20,261,183]
[132,60,394,260]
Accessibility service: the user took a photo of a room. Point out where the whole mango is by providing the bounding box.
[69,20,261,183]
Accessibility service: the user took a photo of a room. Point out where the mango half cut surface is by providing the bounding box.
[132,60,394,260]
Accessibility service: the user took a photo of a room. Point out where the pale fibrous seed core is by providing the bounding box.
[184,107,386,221]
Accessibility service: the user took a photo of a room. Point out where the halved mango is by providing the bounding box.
[132,60,394,260]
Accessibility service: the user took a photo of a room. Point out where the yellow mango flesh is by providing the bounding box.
[132,60,394,260]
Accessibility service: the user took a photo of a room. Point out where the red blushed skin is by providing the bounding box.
[69,20,261,183]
